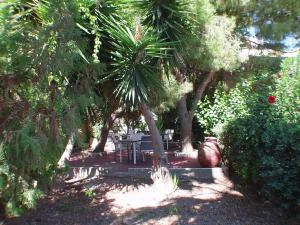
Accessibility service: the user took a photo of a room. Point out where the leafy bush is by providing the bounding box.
[0,0,103,217]
[196,56,300,211]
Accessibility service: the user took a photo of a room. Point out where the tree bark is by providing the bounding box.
[177,95,194,153]
[140,103,173,193]
[93,108,123,153]
[49,111,58,145]
[58,132,76,168]
[93,114,115,153]
[82,117,93,145]
[192,71,215,111]
[176,71,215,153]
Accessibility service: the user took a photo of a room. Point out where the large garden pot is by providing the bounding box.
[198,137,221,167]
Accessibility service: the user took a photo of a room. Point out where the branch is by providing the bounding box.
[172,67,185,83]
[111,107,125,121]
[244,38,299,54]
[190,71,215,118]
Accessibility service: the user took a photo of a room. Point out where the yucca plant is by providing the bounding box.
[100,14,175,189]
[103,17,169,105]
[132,0,191,45]
[130,0,200,153]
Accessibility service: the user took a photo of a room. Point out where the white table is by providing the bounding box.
[118,139,139,165]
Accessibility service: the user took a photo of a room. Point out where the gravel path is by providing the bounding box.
[4,176,289,225]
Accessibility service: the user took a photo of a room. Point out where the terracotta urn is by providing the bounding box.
[198,137,221,167]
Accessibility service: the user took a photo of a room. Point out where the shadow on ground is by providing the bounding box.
[4,176,287,225]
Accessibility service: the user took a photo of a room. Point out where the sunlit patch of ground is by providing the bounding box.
[106,177,246,224]
[107,177,242,210]
[107,184,168,211]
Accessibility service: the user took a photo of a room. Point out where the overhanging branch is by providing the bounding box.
[190,71,215,118]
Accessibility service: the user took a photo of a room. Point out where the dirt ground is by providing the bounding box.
[4,176,291,225]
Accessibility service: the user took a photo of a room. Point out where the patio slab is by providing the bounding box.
[68,150,201,170]
[67,166,228,181]
[67,150,228,181]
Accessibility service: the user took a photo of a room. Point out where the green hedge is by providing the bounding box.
[196,56,300,211]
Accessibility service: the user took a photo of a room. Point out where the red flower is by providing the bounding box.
[268,95,276,104]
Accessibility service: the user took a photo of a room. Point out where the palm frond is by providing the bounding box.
[130,0,192,45]
[99,15,173,107]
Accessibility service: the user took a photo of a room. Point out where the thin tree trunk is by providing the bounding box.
[82,118,93,145]
[93,115,114,153]
[173,68,194,153]
[192,71,215,111]
[93,108,123,153]
[140,103,173,193]
[49,80,58,146]
[58,132,76,168]
[177,95,194,153]
[176,71,215,153]
[49,112,58,144]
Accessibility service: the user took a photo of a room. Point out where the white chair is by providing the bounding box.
[163,129,174,150]
[116,135,130,163]
[132,132,144,147]
[105,131,117,152]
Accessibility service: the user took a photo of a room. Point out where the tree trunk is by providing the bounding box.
[82,118,93,145]
[177,95,194,153]
[49,80,58,146]
[93,115,114,152]
[93,108,123,153]
[49,112,58,142]
[140,103,173,194]
[58,132,76,168]
[176,71,215,153]
[93,114,115,153]
[173,68,194,153]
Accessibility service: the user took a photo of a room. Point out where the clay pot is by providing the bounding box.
[198,137,221,168]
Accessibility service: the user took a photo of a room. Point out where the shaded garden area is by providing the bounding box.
[0,0,299,224]
[5,176,287,225]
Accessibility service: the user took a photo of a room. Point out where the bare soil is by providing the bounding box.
[4,176,290,225]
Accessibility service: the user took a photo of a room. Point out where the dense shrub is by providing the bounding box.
[0,120,64,216]
[196,56,300,211]
[0,0,98,216]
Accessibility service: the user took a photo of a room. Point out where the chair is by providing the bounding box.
[132,132,144,148]
[163,129,174,150]
[140,135,154,162]
[106,131,128,161]
[106,131,116,152]
[116,135,131,163]
[105,131,119,161]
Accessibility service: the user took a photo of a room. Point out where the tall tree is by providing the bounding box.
[131,0,198,152]
[177,1,243,152]
[99,15,174,188]
[0,0,105,213]
[135,0,299,153]
[212,0,300,49]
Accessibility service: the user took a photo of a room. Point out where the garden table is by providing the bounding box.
[118,139,140,165]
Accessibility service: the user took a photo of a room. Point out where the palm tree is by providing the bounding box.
[131,0,197,153]
[100,16,174,188]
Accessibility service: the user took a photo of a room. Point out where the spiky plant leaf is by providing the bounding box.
[21,189,43,209]
[132,0,191,43]
[101,15,172,107]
